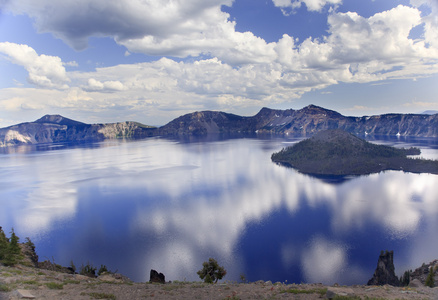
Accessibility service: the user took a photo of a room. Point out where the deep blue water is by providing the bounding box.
[0,136,437,284]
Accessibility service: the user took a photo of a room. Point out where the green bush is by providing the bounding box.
[82,292,116,299]
[70,260,77,273]
[0,283,11,292]
[80,262,97,278]
[197,258,226,284]
[46,282,64,290]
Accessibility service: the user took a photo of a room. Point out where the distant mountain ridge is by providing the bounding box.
[422,110,438,115]
[1,105,437,147]
[158,105,438,137]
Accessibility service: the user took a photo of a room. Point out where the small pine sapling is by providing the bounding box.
[425,266,436,288]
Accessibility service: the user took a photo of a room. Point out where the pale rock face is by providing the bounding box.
[97,122,144,138]
[4,130,32,145]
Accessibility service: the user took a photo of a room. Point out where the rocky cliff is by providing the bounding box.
[1,105,437,147]
[0,115,156,147]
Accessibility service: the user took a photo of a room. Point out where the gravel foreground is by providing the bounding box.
[1,265,438,300]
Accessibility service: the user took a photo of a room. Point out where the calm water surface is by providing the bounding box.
[1,136,437,284]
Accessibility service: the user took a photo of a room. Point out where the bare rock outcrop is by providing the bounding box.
[410,260,438,286]
[367,250,400,286]
[149,269,165,284]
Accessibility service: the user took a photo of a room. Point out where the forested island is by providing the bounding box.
[271,129,438,176]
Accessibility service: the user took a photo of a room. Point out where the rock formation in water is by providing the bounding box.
[367,250,401,286]
[271,129,438,175]
[1,104,437,147]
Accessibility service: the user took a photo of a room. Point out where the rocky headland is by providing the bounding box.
[271,129,438,176]
[1,105,438,148]
[0,115,156,148]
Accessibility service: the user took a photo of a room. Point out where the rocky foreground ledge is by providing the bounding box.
[1,264,438,300]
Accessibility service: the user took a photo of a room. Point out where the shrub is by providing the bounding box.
[97,265,117,276]
[197,258,226,284]
[0,283,11,292]
[46,282,64,290]
[82,292,116,299]
[70,260,77,273]
[80,262,97,278]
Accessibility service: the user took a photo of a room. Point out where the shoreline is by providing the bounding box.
[1,264,438,299]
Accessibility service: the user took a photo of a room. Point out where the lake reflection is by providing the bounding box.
[0,137,437,285]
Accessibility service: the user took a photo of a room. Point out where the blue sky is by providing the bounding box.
[0,0,437,127]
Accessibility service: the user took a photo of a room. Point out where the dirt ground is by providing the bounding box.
[1,265,438,300]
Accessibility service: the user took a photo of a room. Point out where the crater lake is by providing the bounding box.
[1,135,437,285]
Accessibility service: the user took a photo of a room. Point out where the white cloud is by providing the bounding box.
[327,6,425,63]
[84,78,125,92]
[63,61,78,67]
[0,42,70,89]
[272,0,342,14]
[2,0,235,57]
[86,78,104,91]
[410,0,438,48]
[1,2,438,126]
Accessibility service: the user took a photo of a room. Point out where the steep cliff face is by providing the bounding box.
[96,122,157,139]
[0,115,156,147]
[354,114,438,137]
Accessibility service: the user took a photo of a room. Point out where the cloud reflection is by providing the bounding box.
[301,236,347,284]
[127,139,438,281]
[1,138,437,283]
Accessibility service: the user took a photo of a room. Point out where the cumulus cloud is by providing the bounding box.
[272,0,342,14]
[84,78,125,92]
[0,42,70,89]
[327,6,424,64]
[270,4,438,89]
[1,1,438,126]
[410,0,438,48]
[2,0,235,57]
